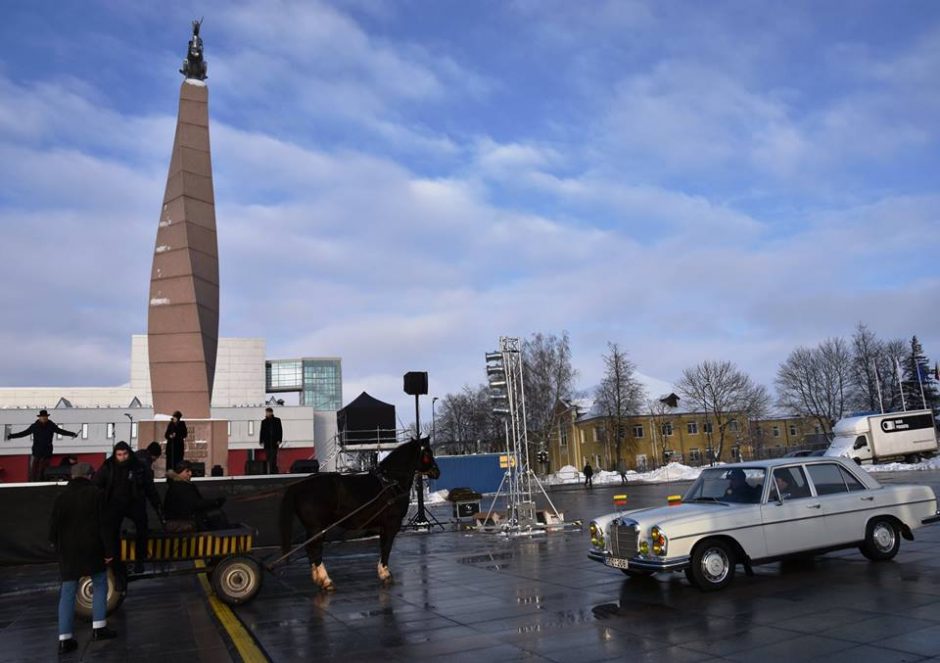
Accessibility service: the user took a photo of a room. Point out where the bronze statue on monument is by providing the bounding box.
[180,18,207,80]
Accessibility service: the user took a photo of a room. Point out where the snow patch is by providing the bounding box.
[185,78,207,87]
[155,245,171,253]
[150,297,170,306]
[426,489,449,505]
[543,462,707,485]
[864,457,940,473]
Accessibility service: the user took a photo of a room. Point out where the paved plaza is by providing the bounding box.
[3,473,940,662]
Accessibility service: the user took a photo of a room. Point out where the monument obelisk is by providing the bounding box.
[144,20,227,473]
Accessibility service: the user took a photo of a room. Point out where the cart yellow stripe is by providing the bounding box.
[194,560,268,663]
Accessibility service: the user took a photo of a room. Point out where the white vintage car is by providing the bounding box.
[588,457,940,591]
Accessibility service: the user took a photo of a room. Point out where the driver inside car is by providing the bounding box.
[724,469,761,503]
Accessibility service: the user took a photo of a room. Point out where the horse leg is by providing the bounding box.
[377,526,396,585]
[306,535,335,592]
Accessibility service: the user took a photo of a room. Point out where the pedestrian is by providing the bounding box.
[164,460,227,531]
[6,409,78,482]
[583,462,594,488]
[259,407,283,474]
[164,411,187,473]
[93,441,162,574]
[136,441,163,478]
[49,463,117,654]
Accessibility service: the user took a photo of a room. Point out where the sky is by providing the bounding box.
[1,0,939,421]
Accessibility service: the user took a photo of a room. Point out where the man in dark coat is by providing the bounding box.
[259,407,283,474]
[7,409,78,481]
[583,462,594,488]
[94,441,162,573]
[50,464,117,653]
[164,411,187,473]
[164,460,226,531]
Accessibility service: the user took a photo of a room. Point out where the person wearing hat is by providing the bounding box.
[724,468,761,503]
[163,411,187,474]
[164,460,226,532]
[6,409,78,482]
[49,462,117,654]
[93,441,162,574]
[259,407,283,474]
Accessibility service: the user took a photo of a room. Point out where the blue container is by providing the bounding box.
[427,454,504,494]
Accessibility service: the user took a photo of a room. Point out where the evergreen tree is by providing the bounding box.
[902,336,939,411]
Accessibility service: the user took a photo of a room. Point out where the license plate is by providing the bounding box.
[605,557,629,569]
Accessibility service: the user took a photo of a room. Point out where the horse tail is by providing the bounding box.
[279,483,298,555]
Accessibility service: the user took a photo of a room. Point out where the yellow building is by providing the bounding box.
[546,399,821,473]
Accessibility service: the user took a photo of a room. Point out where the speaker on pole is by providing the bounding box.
[403,371,428,396]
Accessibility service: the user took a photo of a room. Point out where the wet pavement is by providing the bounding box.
[3,472,940,662]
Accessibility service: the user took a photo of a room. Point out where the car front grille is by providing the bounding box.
[610,522,639,558]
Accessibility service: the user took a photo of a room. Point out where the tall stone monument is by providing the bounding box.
[144,20,227,473]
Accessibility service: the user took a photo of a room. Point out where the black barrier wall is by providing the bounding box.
[0,476,324,566]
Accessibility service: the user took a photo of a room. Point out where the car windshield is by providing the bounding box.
[683,467,766,504]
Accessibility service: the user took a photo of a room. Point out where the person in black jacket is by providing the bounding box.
[259,407,283,474]
[94,441,162,573]
[164,411,187,473]
[164,460,226,531]
[50,463,117,654]
[7,409,78,481]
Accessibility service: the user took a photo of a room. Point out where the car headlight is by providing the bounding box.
[638,540,649,555]
[650,525,668,557]
[589,521,605,550]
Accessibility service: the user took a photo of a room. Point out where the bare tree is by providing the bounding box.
[435,385,502,454]
[677,360,769,461]
[522,332,577,451]
[850,322,884,412]
[595,343,645,470]
[776,337,852,434]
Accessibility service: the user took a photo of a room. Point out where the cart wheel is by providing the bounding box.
[210,555,262,606]
[75,567,126,620]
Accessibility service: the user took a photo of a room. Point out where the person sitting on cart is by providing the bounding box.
[93,441,163,574]
[164,460,228,532]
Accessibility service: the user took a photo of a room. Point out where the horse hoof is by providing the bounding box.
[323,582,336,592]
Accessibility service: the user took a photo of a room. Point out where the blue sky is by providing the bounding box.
[1,0,939,417]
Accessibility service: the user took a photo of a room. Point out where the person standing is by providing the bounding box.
[6,409,78,482]
[94,441,162,574]
[49,463,117,654]
[164,411,187,473]
[259,407,283,474]
[583,462,594,488]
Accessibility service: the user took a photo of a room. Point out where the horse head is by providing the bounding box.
[416,438,440,480]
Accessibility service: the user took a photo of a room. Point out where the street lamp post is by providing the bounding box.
[124,413,134,446]
[432,396,439,445]
[702,382,714,467]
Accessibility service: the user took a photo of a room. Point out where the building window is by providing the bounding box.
[81,424,88,440]
[814,424,822,435]
[131,422,138,439]
[661,423,673,437]
[227,421,232,436]
[633,424,644,438]
[789,424,798,437]
[687,422,698,435]
[593,426,606,443]
[107,423,115,439]
[772,425,781,438]
[689,448,702,463]
[248,421,255,436]
[559,426,568,448]
[728,420,739,433]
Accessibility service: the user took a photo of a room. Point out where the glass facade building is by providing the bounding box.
[266,357,342,411]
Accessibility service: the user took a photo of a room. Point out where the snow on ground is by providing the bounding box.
[426,489,450,504]
[544,462,707,485]
[542,456,940,485]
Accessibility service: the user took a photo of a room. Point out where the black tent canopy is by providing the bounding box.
[337,392,397,445]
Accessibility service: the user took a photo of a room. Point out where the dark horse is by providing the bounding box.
[278,437,440,590]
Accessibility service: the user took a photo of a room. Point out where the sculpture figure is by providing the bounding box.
[180,19,207,80]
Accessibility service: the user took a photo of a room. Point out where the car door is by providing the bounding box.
[806,462,871,546]
[761,465,827,556]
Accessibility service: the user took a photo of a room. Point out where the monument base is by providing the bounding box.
[138,419,229,476]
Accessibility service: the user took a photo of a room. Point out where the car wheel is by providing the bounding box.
[621,569,654,578]
[688,539,736,591]
[860,518,900,561]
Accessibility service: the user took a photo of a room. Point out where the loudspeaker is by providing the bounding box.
[244,460,267,475]
[403,371,428,396]
[210,465,224,477]
[189,462,206,478]
[289,459,320,474]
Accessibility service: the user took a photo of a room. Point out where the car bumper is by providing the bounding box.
[587,549,691,572]
[922,510,940,525]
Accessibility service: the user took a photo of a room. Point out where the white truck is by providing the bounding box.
[825,409,938,464]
